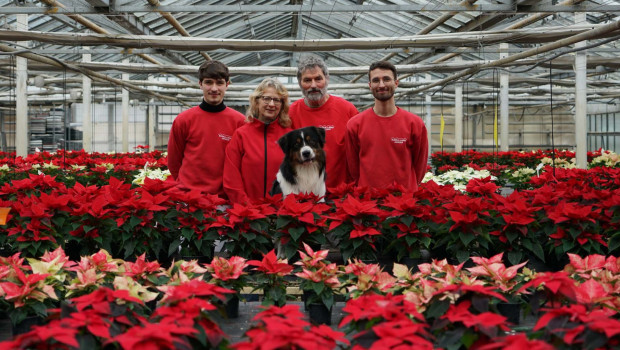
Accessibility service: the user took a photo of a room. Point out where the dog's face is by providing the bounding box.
[278,126,326,165]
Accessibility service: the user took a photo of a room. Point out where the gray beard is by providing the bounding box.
[303,87,328,104]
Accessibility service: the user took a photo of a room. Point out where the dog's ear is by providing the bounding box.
[315,127,326,147]
[277,133,289,153]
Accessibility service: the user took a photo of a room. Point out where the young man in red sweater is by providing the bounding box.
[289,55,359,190]
[346,61,429,192]
[167,60,245,197]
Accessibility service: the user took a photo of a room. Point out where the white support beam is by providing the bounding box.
[82,48,92,152]
[500,43,510,151]
[15,14,28,157]
[425,73,432,159]
[575,12,588,169]
[147,75,156,152]
[122,58,129,152]
[454,58,463,152]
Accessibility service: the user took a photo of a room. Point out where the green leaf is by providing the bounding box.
[128,216,142,228]
[562,240,575,253]
[461,332,478,348]
[425,299,450,319]
[289,227,305,242]
[276,216,292,229]
[352,239,363,249]
[405,235,418,247]
[123,240,136,259]
[181,227,194,240]
[459,232,475,247]
[312,282,325,296]
[456,250,469,263]
[505,231,518,243]
[249,221,266,233]
[168,239,181,257]
[507,251,523,266]
[608,233,620,253]
[400,216,414,227]
[121,230,132,242]
[531,242,545,262]
[51,216,66,227]
[322,292,334,310]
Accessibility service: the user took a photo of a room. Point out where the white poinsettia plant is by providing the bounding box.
[132,163,171,185]
[422,166,497,192]
[590,149,620,168]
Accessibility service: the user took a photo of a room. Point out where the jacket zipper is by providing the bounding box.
[263,122,268,197]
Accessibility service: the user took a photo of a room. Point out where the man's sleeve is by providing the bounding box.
[167,118,185,180]
[345,121,360,185]
[223,132,249,204]
[413,121,429,185]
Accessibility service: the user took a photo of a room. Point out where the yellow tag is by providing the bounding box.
[439,113,445,147]
[494,103,498,148]
[0,207,10,226]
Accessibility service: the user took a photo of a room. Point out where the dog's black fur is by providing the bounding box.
[270,126,327,198]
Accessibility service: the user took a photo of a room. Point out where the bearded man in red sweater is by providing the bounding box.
[289,55,359,190]
[167,60,245,197]
[346,61,429,192]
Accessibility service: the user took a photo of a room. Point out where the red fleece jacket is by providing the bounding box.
[167,105,245,196]
[346,107,428,192]
[290,95,358,189]
[223,120,292,203]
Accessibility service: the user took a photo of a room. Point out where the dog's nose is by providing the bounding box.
[302,150,312,158]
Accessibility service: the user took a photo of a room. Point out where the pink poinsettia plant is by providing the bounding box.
[206,255,250,302]
[294,243,341,311]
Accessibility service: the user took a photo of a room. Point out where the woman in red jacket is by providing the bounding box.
[223,78,293,203]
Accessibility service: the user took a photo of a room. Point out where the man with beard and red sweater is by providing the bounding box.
[289,55,359,190]
[167,60,245,197]
[346,61,428,192]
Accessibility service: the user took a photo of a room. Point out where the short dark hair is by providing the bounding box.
[368,61,397,81]
[297,55,329,82]
[198,60,230,82]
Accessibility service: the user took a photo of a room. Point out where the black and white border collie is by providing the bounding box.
[270,126,326,199]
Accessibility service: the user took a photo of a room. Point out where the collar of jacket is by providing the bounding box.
[199,99,226,113]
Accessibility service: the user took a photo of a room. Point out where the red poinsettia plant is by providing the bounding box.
[233,304,349,350]
[213,202,276,259]
[248,250,293,307]
[274,193,331,260]
[339,293,433,349]
[327,194,388,261]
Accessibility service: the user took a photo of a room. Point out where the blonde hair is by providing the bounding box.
[246,77,291,128]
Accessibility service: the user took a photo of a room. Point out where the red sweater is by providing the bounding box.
[346,107,428,192]
[167,104,245,196]
[290,95,358,189]
[223,120,292,203]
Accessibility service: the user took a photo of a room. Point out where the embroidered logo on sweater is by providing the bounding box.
[318,125,335,131]
[391,137,407,144]
[218,133,232,141]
